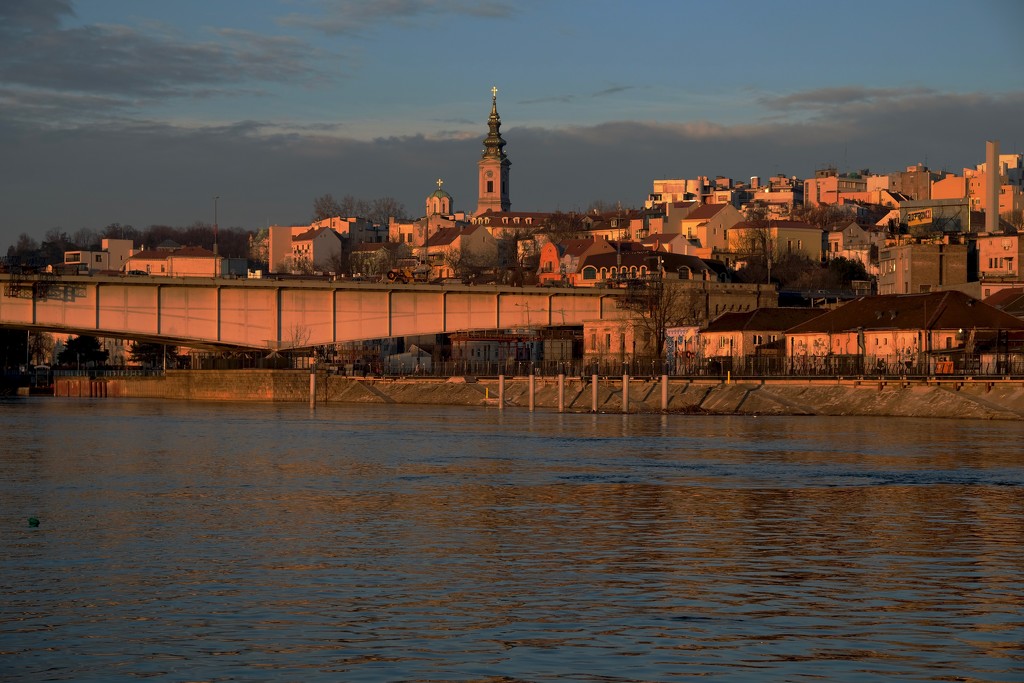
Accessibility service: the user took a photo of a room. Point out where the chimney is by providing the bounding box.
[986,140,1000,233]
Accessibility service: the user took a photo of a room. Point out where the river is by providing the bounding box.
[2,398,1022,681]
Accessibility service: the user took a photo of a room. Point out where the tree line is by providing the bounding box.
[4,223,256,267]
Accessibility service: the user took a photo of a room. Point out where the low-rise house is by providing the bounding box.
[642,233,698,255]
[826,221,887,277]
[674,203,743,257]
[536,238,616,286]
[124,246,224,277]
[783,290,1024,373]
[725,220,823,267]
[698,307,827,361]
[424,224,498,280]
[62,238,136,274]
[289,226,343,272]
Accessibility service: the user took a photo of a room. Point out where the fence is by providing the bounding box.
[48,351,1021,382]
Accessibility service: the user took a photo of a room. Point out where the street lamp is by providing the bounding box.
[213,195,220,257]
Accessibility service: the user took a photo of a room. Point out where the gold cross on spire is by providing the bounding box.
[436,178,444,190]
[491,86,498,100]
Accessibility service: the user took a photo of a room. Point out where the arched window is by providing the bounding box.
[582,266,598,280]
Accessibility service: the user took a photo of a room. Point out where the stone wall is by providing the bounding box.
[52,370,1024,420]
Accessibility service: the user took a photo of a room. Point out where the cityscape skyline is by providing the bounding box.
[2,0,1022,248]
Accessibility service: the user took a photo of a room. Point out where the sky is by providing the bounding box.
[2,0,1022,249]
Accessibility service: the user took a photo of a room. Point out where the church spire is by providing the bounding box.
[481,86,507,161]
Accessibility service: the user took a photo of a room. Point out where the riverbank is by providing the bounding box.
[48,370,1024,420]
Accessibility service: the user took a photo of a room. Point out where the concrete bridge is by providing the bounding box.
[0,273,624,350]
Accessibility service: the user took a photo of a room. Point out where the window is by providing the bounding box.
[605,333,611,350]
[590,332,596,350]
[582,266,597,281]
[487,181,494,193]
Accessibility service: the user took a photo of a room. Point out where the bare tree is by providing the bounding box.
[626,280,705,360]
[28,332,54,365]
[546,211,586,243]
[71,227,100,250]
[1001,209,1024,232]
[313,194,343,221]
[368,197,407,225]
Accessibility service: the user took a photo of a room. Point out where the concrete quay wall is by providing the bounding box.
[53,371,1024,420]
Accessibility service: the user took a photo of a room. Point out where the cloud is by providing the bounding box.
[760,86,937,111]
[279,0,515,35]
[0,0,74,35]
[2,88,1021,248]
[0,1,328,126]
[519,85,637,106]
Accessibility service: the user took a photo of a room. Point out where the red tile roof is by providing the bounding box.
[704,308,826,333]
[785,291,1024,334]
[682,203,728,220]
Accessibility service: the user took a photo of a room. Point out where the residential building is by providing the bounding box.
[783,291,1024,372]
[747,174,804,217]
[977,233,1024,297]
[424,224,497,280]
[124,246,224,277]
[536,238,615,286]
[584,280,777,368]
[877,242,968,295]
[803,168,868,207]
[826,221,887,276]
[690,307,826,365]
[290,226,343,272]
[725,220,823,267]
[674,203,744,258]
[62,238,136,274]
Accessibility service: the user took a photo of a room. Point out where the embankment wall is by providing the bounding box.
[52,370,1024,420]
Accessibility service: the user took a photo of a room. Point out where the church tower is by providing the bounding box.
[475,86,511,216]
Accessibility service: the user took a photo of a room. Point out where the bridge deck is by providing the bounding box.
[0,273,624,349]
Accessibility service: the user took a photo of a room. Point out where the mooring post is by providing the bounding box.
[661,373,669,412]
[529,372,535,412]
[309,360,316,409]
[558,373,565,413]
[498,374,505,410]
[622,373,629,414]
[592,373,599,413]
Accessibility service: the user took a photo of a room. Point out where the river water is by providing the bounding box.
[1,398,1022,682]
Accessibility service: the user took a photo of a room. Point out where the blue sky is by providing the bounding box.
[2,0,1022,250]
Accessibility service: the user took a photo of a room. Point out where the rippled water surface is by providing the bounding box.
[2,398,1023,681]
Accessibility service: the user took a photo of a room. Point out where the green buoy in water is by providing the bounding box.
[28,517,40,527]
